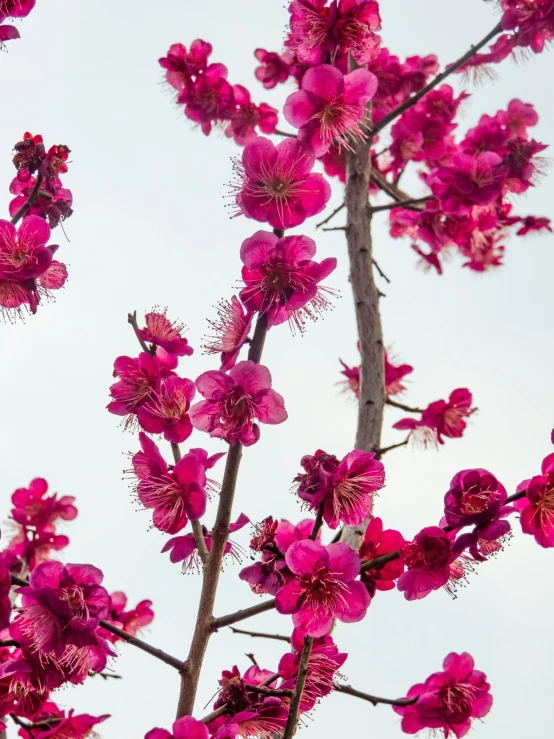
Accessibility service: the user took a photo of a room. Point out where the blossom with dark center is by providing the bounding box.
[107,352,160,428]
[254,48,293,89]
[393,388,476,447]
[514,451,554,547]
[394,652,493,738]
[275,540,369,636]
[284,64,378,156]
[397,527,455,601]
[233,137,331,230]
[0,216,53,282]
[444,469,508,529]
[359,517,405,595]
[190,360,287,446]
[203,297,254,371]
[239,230,337,332]
[225,86,278,146]
[131,432,209,534]
[137,376,196,444]
[136,309,193,357]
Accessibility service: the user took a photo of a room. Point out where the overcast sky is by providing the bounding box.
[0,1,553,737]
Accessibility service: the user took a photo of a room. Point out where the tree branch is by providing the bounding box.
[170,442,209,566]
[213,598,277,629]
[334,683,418,707]
[229,627,291,643]
[199,673,280,724]
[282,636,313,739]
[372,23,502,134]
[10,174,44,225]
[386,398,423,413]
[374,439,409,458]
[316,201,345,228]
[369,196,432,214]
[127,311,152,354]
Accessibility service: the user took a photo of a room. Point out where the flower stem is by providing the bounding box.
[334,683,418,707]
[386,398,423,413]
[213,598,276,629]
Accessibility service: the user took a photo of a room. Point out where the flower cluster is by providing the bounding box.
[514,449,554,547]
[159,41,278,144]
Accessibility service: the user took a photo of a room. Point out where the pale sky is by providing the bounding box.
[0,1,553,737]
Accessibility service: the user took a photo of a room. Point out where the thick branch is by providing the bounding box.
[372,23,502,134]
[229,627,291,643]
[334,683,418,707]
[213,598,276,629]
[11,174,44,225]
[282,636,313,739]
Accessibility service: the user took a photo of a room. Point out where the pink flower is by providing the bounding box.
[239,230,337,332]
[145,716,209,739]
[233,137,331,230]
[385,352,414,396]
[514,451,554,547]
[131,433,209,533]
[0,0,35,23]
[210,698,288,739]
[0,24,19,42]
[397,527,454,600]
[203,297,254,371]
[284,64,378,156]
[107,352,161,429]
[254,49,292,89]
[17,703,109,739]
[515,215,552,236]
[14,561,111,657]
[11,477,77,531]
[279,628,347,712]
[158,40,212,94]
[183,64,236,135]
[0,216,53,282]
[163,513,248,572]
[225,86,278,146]
[359,517,405,595]
[275,540,369,636]
[429,152,507,216]
[101,591,154,643]
[190,361,287,446]
[444,469,508,529]
[394,652,493,738]
[338,359,360,398]
[136,310,193,357]
[393,388,476,447]
[500,0,554,53]
[137,376,196,443]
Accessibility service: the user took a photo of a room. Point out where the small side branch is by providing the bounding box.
[283,636,313,739]
[386,398,423,413]
[316,201,345,228]
[369,196,432,214]
[127,311,152,354]
[98,621,185,671]
[334,683,418,707]
[230,627,291,643]
[374,439,409,459]
[213,598,277,630]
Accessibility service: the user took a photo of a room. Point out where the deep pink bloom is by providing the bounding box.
[100,591,154,643]
[107,352,160,426]
[254,49,292,89]
[0,24,18,41]
[204,297,254,371]
[131,433,209,533]
[239,230,336,331]
[11,477,77,531]
[279,628,347,712]
[284,64,378,156]
[0,0,35,23]
[137,376,196,443]
[190,360,287,446]
[429,152,507,216]
[0,217,53,282]
[225,86,278,146]
[385,351,413,396]
[397,527,454,600]
[452,507,514,563]
[499,0,554,53]
[514,451,554,547]
[393,388,476,447]
[275,540,369,636]
[210,698,288,739]
[515,215,552,235]
[136,310,193,356]
[14,561,111,657]
[288,0,381,65]
[163,513,248,572]
[394,652,493,738]
[16,702,109,739]
[158,40,212,95]
[444,469,508,529]
[183,63,236,135]
[359,517,405,595]
[7,527,70,571]
[145,716,209,739]
[338,359,360,398]
[234,137,331,230]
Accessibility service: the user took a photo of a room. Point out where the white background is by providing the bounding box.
[0,1,553,737]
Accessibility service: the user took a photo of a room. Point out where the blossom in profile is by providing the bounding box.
[107,353,160,426]
[275,540,369,636]
[394,652,493,738]
[225,86,278,146]
[239,230,336,332]
[17,702,109,739]
[101,591,154,643]
[514,451,554,548]
[136,310,193,356]
[145,716,209,739]
[203,297,253,371]
[254,48,292,89]
[234,137,331,230]
[359,517,405,595]
[393,388,476,447]
[284,64,378,156]
[190,360,287,446]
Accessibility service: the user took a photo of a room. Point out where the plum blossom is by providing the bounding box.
[394,652,493,738]
[254,49,293,88]
[145,716,209,739]
[158,40,212,96]
[16,702,109,739]
[239,230,337,332]
[275,540,369,636]
[359,517,405,595]
[444,469,508,529]
[136,310,193,357]
[233,137,331,230]
[514,451,554,547]
[397,527,455,601]
[225,86,278,146]
[0,217,53,282]
[107,352,160,427]
[284,64,378,155]
[393,389,476,447]
[203,297,254,371]
[163,513,248,572]
[137,376,196,444]
[101,591,154,643]
[190,360,287,446]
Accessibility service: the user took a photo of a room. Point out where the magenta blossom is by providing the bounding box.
[444,469,508,529]
[163,513,248,572]
[394,652,493,738]
[14,561,111,657]
[226,86,278,146]
[107,352,160,426]
[239,230,336,332]
[254,48,292,88]
[359,517,406,595]
[158,40,212,95]
[101,591,154,643]
[131,433,210,533]
[284,64,378,156]
[385,352,413,396]
[11,477,77,531]
[137,376,196,444]
[0,0,35,23]
[183,63,236,135]
[145,716,209,739]
[136,310,193,357]
[514,451,554,547]
[393,388,476,447]
[17,703,109,739]
[397,527,455,601]
[275,540,369,636]
[190,360,287,446]
[234,137,331,230]
[204,297,254,371]
[0,216,53,282]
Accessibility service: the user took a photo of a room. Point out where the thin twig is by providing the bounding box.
[248,684,294,698]
[230,627,291,643]
[368,196,432,214]
[213,598,277,629]
[10,174,44,225]
[316,201,345,228]
[322,225,347,232]
[10,714,62,730]
[273,128,296,138]
[170,441,209,566]
[334,684,418,707]
[283,636,313,739]
[374,439,409,459]
[386,398,423,413]
[372,258,390,284]
[199,673,280,724]
[372,23,502,134]
[127,311,151,354]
